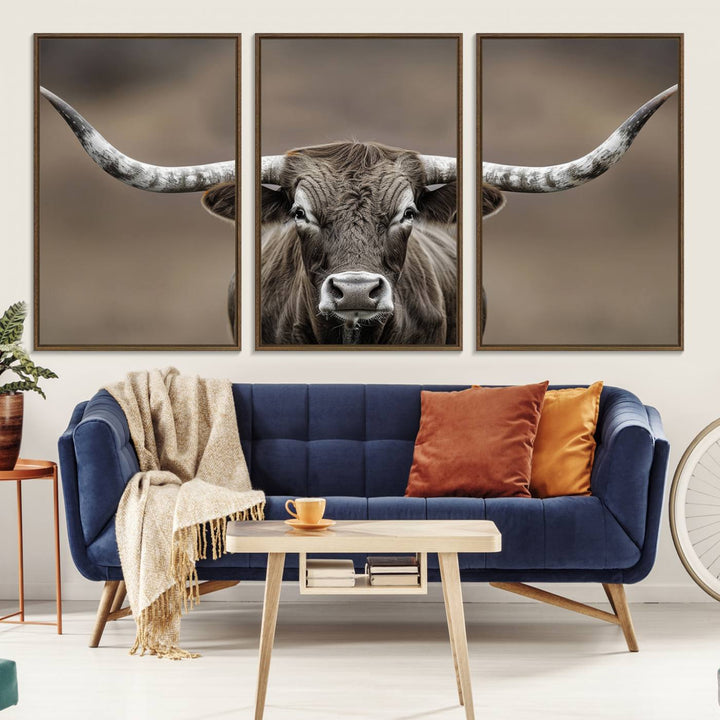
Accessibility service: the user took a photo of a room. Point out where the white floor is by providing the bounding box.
[0,598,718,720]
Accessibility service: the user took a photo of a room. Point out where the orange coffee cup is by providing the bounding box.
[285,497,326,525]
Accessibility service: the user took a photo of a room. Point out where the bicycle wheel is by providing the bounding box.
[670,418,720,601]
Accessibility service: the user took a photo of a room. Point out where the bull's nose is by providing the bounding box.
[318,271,394,317]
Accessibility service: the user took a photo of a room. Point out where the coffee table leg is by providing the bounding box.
[438,552,474,720]
[255,552,285,720]
[439,556,464,706]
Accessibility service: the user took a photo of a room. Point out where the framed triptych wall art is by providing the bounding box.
[35,33,680,352]
[35,34,240,349]
[477,34,683,350]
[255,34,462,349]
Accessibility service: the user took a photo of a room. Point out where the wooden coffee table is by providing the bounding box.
[227,519,501,720]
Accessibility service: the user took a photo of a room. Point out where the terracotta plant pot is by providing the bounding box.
[0,392,23,470]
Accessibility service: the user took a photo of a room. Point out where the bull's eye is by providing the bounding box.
[292,207,306,221]
[402,207,417,222]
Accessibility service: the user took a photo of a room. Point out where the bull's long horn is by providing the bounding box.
[483,84,678,193]
[261,156,286,184]
[418,155,456,185]
[40,86,235,192]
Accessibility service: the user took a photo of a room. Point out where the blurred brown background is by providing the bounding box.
[259,37,458,157]
[37,36,237,346]
[481,36,680,347]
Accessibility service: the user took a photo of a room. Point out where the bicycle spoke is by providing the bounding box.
[698,452,720,472]
[690,527,720,546]
[696,456,720,477]
[698,534,720,561]
[687,486,720,501]
[702,444,720,473]
[694,462,720,488]
[707,554,720,574]
[687,519,720,532]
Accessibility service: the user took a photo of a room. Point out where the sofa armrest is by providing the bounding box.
[72,390,139,546]
[591,387,656,547]
[646,405,668,448]
[618,405,670,583]
[58,400,106,580]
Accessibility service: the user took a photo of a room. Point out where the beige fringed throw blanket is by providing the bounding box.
[106,368,265,659]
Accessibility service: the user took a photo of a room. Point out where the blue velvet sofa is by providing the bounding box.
[58,384,669,650]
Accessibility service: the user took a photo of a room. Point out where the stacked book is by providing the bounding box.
[366,555,420,586]
[305,558,356,588]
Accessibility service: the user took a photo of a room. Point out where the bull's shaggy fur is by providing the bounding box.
[255,141,458,345]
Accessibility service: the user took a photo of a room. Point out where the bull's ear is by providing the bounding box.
[202,182,236,222]
[482,184,506,219]
[417,182,457,224]
[261,186,292,224]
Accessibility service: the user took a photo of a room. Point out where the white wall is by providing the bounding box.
[1,0,717,605]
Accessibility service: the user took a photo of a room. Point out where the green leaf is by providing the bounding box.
[33,365,59,380]
[0,380,37,395]
[0,302,57,398]
[0,302,27,345]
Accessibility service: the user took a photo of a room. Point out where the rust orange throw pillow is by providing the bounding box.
[530,381,603,498]
[405,382,549,499]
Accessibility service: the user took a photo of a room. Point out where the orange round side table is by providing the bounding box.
[0,459,62,634]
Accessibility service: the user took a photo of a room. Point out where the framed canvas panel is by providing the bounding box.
[477,34,683,350]
[35,34,240,350]
[256,34,462,350]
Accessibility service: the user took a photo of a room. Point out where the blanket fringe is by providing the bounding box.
[130,501,265,659]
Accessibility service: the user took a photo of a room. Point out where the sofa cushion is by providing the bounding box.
[86,493,640,577]
[405,383,548,499]
[531,382,603,498]
[368,496,426,520]
[426,496,639,571]
[365,440,416,497]
[86,517,251,570]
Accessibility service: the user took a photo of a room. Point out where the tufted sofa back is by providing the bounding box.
[233,384,467,498]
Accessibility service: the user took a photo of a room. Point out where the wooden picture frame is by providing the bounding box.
[255,34,463,350]
[34,33,241,350]
[477,34,683,350]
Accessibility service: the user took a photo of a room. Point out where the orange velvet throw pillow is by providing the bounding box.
[405,382,549,499]
[530,381,603,498]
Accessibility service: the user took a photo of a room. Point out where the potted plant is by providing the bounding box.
[0,301,58,470]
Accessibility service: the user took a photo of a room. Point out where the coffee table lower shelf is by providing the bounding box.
[299,551,428,595]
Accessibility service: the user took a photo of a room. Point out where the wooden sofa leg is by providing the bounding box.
[90,580,120,648]
[491,581,639,652]
[603,583,639,652]
[602,583,617,615]
[90,579,240,647]
[490,582,618,624]
[191,580,239,599]
[110,581,126,615]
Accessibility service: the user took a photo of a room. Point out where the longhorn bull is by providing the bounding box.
[40,83,677,342]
